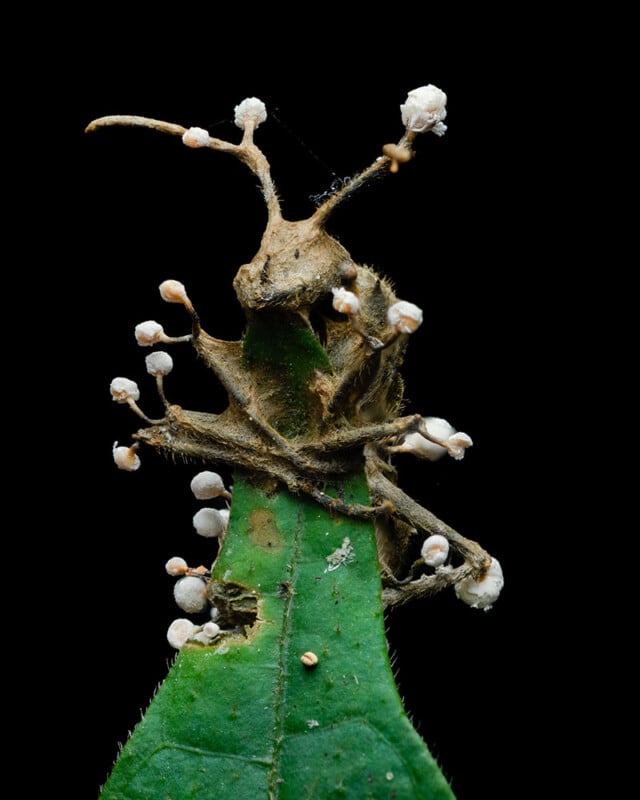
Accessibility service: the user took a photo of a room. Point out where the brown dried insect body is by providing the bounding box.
[87,98,492,609]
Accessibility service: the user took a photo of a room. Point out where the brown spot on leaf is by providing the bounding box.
[248,507,285,551]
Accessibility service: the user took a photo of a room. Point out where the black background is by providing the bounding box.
[53,20,576,800]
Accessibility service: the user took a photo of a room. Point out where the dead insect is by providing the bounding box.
[91,89,496,612]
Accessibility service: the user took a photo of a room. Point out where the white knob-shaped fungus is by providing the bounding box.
[234,97,267,130]
[173,576,208,613]
[112,442,141,471]
[331,286,361,316]
[134,319,192,347]
[447,432,473,460]
[159,279,189,305]
[202,621,220,637]
[110,377,140,403]
[401,85,448,135]
[134,320,164,346]
[182,127,210,148]
[190,470,228,500]
[191,620,221,645]
[455,557,504,610]
[165,556,188,576]
[192,508,228,538]
[394,416,455,460]
[387,301,423,334]
[167,618,196,649]
[391,417,473,461]
[145,351,174,377]
[421,534,449,566]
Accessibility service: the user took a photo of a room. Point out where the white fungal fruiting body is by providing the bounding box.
[110,377,140,403]
[455,557,504,610]
[234,97,267,130]
[167,618,196,649]
[191,470,227,500]
[135,320,164,346]
[331,286,361,315]
[393,417,473,461]
[401,85,448,135]
[387,301,423,334]
[112,442,141,471]
[165,556,188,576]
[173,576,208,613]
[447,432,473,461]
[182,127,210,148]
[192,508,228,538]
[159,279,189,305]
[421,534,449,566]
[397,416,455,460]
[202,621,220,637]
[191,621,221,645]
[145,351,173,377]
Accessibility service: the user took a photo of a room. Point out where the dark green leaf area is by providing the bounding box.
[242,311,332,438]
[99,477,454,799]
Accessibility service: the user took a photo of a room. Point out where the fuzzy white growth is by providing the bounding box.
[135,319,191,347]
[173,576,208,613]
[421,534,449,566]
[159,279,189,306]
[191,621,221,645]
[455,557,504,610]
[182,127,210,148]
[331,286,361,315]
[420,416,454,459]
[447,432,473,460]
[324,537,355,573]
[110,377,140,403]
[167,618,196,649]
[165,556,188,576]
[203,621,221,637]
[234,97,267,130]
[112,442,141,471]
[396,431,441,459]
[401,85,448,135]
[391,416,472,461]
[387,300,423,334]
[190,470,228,500]
[192,507,228,538]
[134,320,165,346]
[145,351,174,377]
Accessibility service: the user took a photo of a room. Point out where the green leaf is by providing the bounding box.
[241,311,333,438]
[99,475,455,799]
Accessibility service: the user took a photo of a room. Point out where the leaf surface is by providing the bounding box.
[99,476,454,799]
